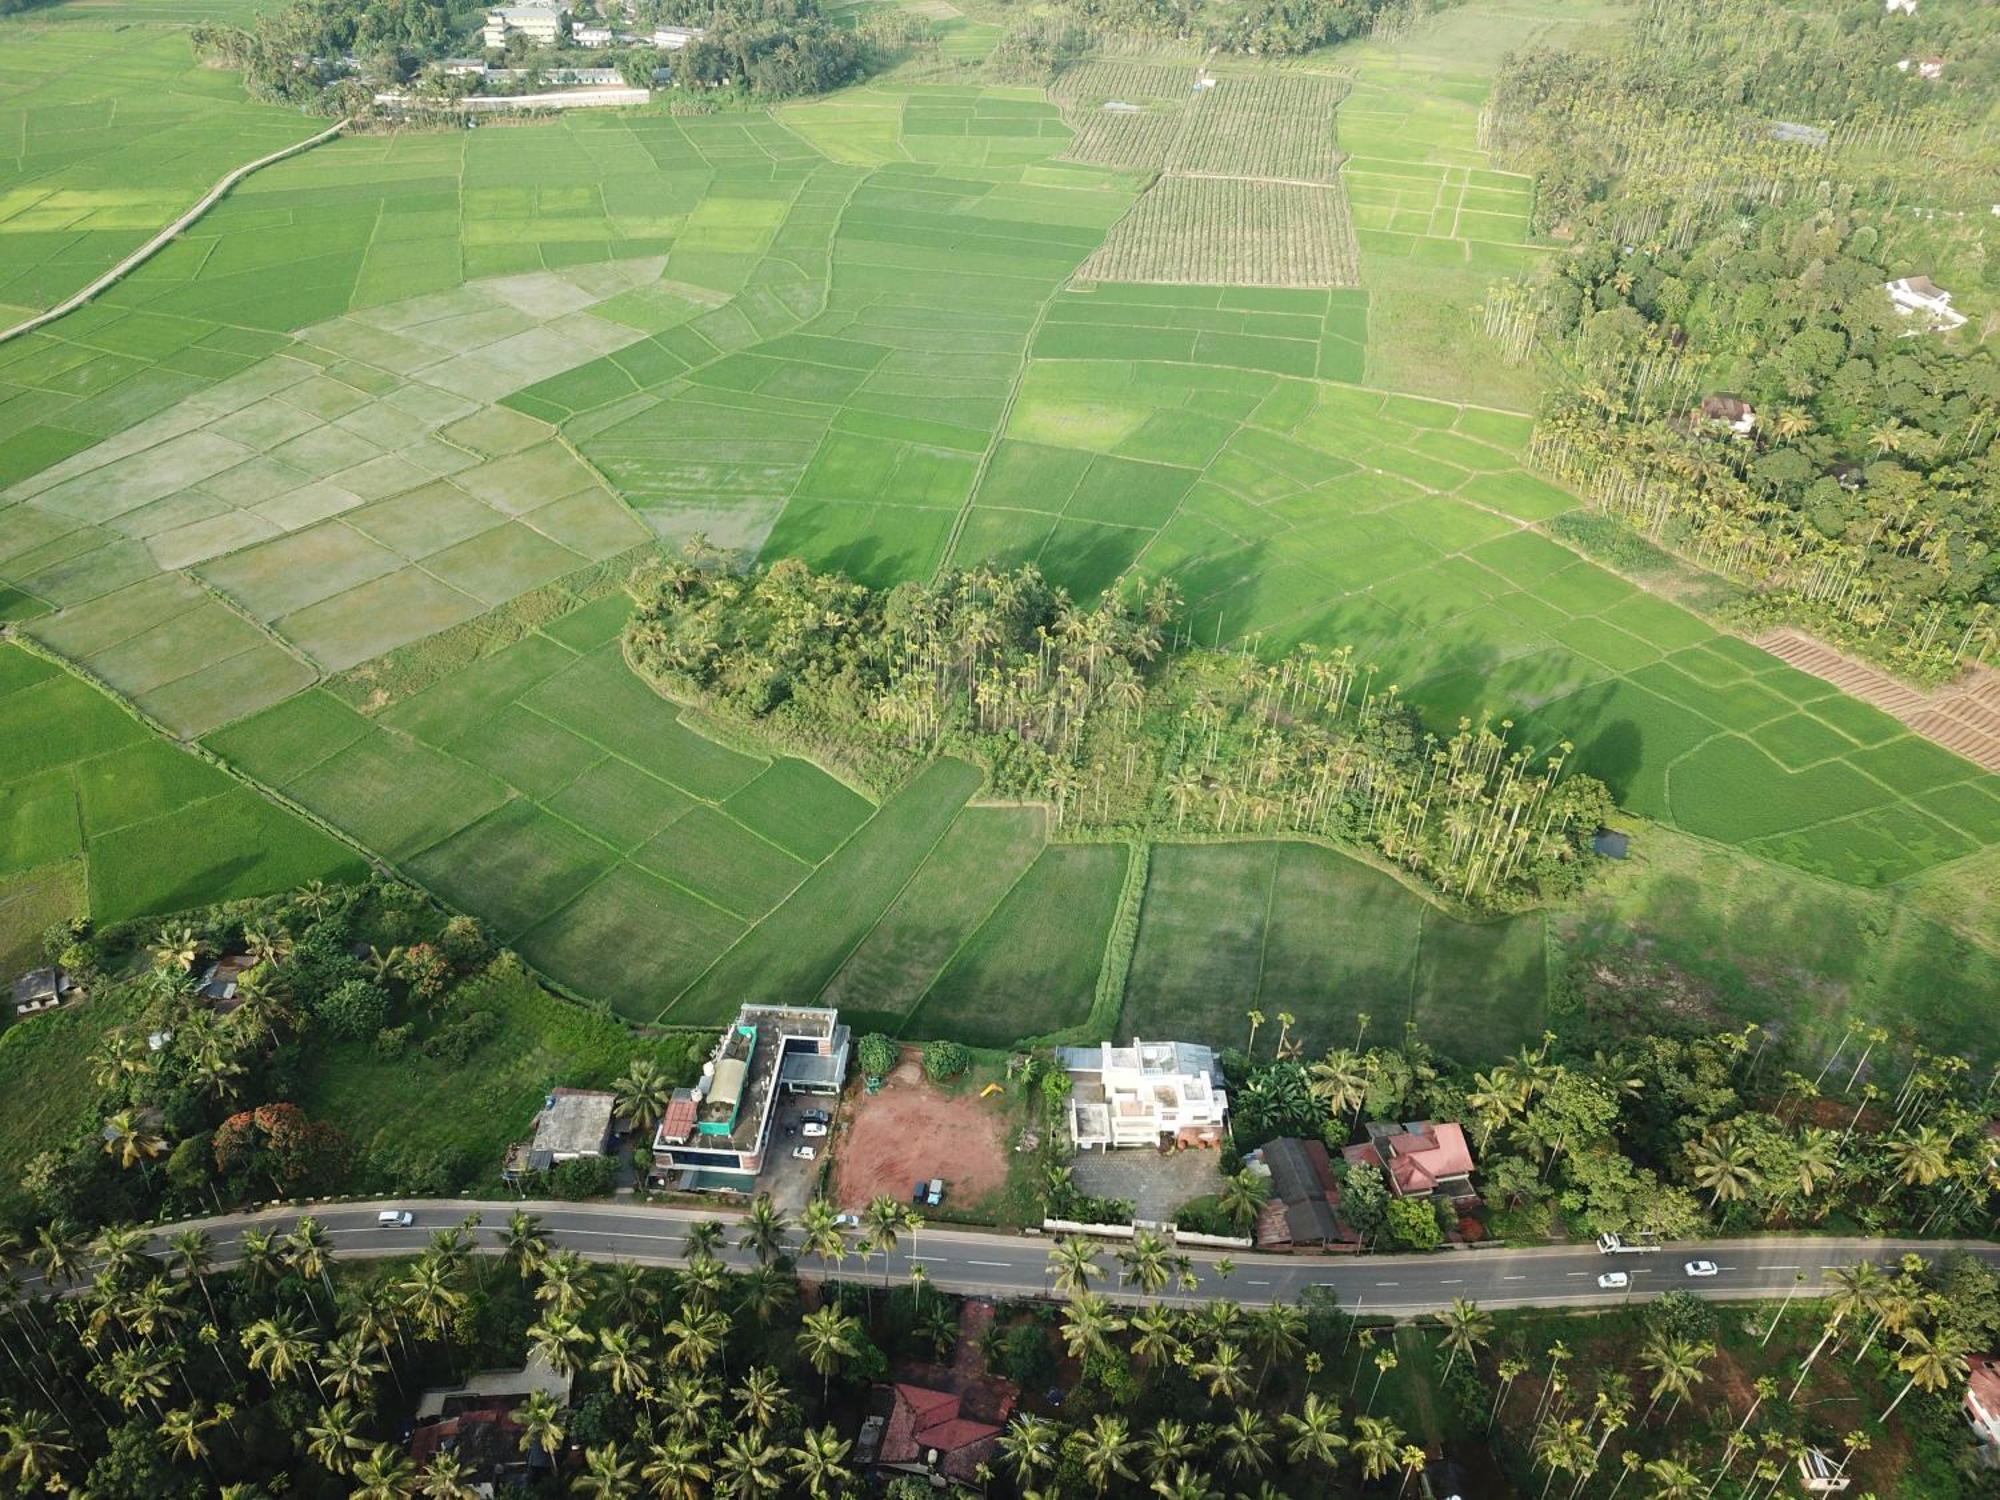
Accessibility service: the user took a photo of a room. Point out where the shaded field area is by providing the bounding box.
[0,640,363,925]
[938,344,2000,884]
[1122,841,1548,1063]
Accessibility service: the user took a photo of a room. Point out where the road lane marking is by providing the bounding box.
[1375,1281,1399,1287]
[967,1260,1012,1268]
[1503,1275,1526,1281]
[1566,1272,1588,1277]
[1246,1279,1272,1286]
[1769,1264,1799,1270]
[1440,1279,1463,1285]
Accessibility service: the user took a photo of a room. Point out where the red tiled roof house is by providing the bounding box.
[1343,1120,1479,1203]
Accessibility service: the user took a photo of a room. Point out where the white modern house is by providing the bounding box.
[1885,275,1969,331]
[1057,1038,1228,1150]
[483,3,563,49]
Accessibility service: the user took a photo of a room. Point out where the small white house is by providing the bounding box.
[1885,275,1969,331]
[1884,0,1916,15]
[572,24,615,46]
[1896,55,1946,79]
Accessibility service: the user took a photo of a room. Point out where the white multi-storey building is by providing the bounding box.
[1058,1038,1228,1150]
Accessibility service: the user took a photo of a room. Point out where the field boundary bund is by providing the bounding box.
[0,118,349,348]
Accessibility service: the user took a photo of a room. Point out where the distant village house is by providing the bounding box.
[11,967,77,1018]
[1885,276,1968,331]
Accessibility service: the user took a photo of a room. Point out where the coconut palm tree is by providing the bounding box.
[732,1366,787,1431]
[305,1400,367,1475]
[642,1436,711,1500]
[1140,1418,1197,1481]
[1351,1415,1405,1483]
[502,1211,549,1279]
[1885,1124,1955,1188]
[738,1196,789,1268]
[1069,1414,1138,1494]
[1638,1337,1712,1423]
[1281,1393,1345,1470]
[168,1229,217,1319]
[516,1390,565,1466]
[528,1315,592,1377]
[660,1372,718,1437]
[1438,1296,1492,1379]
[1214,1409,1270,1478]
[860,1197,907,1291]
[417,1451,481,1500]
[574,1442,640,1500]
[242,1311,320,1390]
[1130,1306,1181,1366]
[998,1414,1059,1488]
[1685,1126,1761,1207]
[1639,1456,1700,1499]
[1248,1302,1305,1392]
[1882,1323,1973,1421]
[320,1333,388,1403]
[157,1403,225,1467]
[797,1201,849,1281]
[1060,1292,1125,1364]
[787,1425,853,1500]
[592,1325,653,1400]
[1150,1463,1221,1500]
[613,1058,673,1140]
[796,1305,859,1403]
[350,1443,418,1500]
[664,1306,729,1374]
[1195,1340,1251,1404]
[1118,1230,1172,1300]
[1218,1170,1270,1234]
[102,1110,169,1172]
[1049,1236,1102,1297]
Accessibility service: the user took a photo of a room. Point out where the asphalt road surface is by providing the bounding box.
[83,1199,2000,1318]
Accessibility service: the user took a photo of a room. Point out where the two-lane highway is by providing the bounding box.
[104,1199,2000,1318]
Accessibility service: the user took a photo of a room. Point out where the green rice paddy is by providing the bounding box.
[1,2,1996,1057]
[0,639,363,927]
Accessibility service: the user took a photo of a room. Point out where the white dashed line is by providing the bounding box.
[1375,1281,1399,1287]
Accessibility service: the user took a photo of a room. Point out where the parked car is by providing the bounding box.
[1684,1260,1719,1278]
[834,1213,861,1228]
[802,1122,828,1138]
[926,1177,945,1207]
[800,1109,831,1125]
[1597,1271,1630,1290]
[913,1181,928,1205]
[376,1210,415,1228]
[792,1146,817,1161]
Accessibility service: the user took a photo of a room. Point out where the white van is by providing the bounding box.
[377,1209,415,1228]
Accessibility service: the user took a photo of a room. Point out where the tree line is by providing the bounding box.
[625,549,1614,913]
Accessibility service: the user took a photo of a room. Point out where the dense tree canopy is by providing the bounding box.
[626,550,1612,911]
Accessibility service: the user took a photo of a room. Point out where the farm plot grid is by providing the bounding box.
[0,640,362,925]
[780,86,1074,169]
[0,24,320,324]
[507,110,1134,576]
[1052,66,1358,287]
[946,337,2000,885]
[0,259,672,735]
[202,606,1119,1037]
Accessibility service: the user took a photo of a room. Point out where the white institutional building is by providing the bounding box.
[1057,1038,1229,1151]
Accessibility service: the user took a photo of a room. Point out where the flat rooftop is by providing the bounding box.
[530,1089,616,1158]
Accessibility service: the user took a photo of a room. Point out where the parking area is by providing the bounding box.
[1069,1147,1225,1223]
[831,1054,1012,1214]
[758,1097,837,1213]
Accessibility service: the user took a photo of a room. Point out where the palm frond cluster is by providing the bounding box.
[626,551,1613,912]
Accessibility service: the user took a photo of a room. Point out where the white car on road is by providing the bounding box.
[802,1122,828,1138]
[792,1146,817,1161]
[1597,1271,1630,1290]
[1684,1260,1719,1278]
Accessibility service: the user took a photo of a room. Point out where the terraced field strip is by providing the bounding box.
[1756,627,2000,774]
